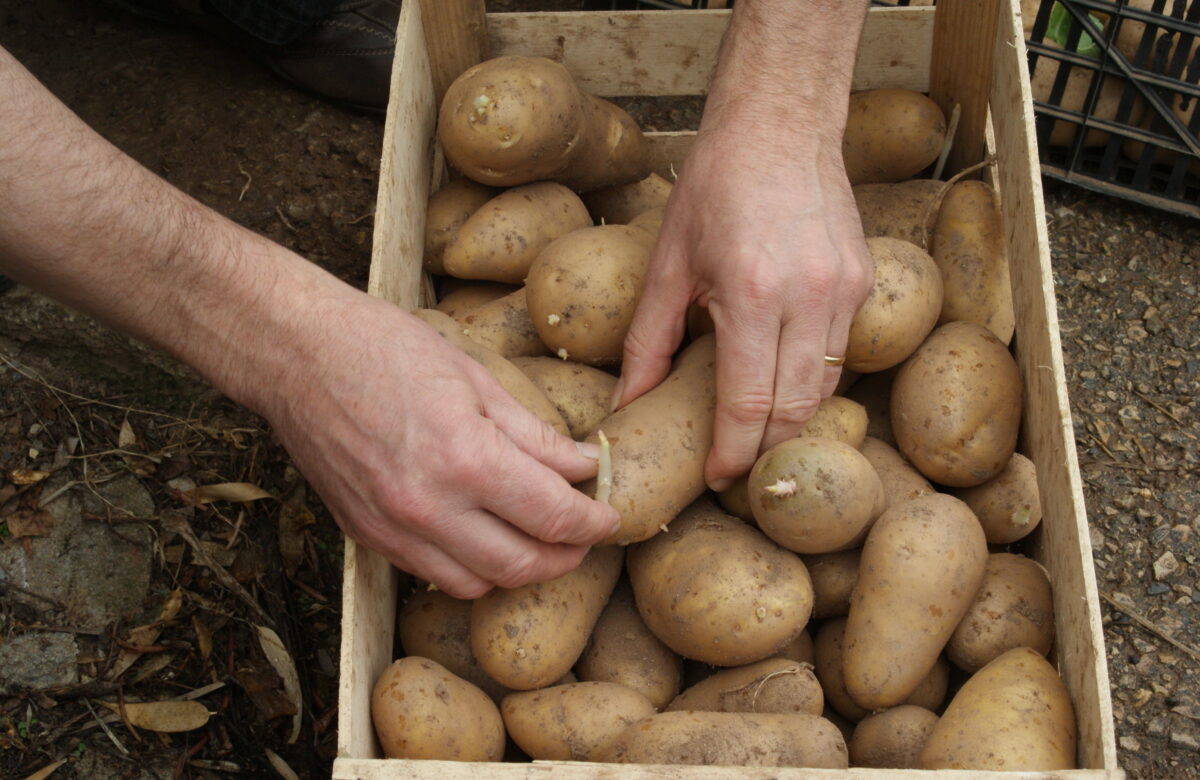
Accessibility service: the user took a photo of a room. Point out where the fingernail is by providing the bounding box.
[608,516,623,536]
[708,477,734,493]
[608,377,625,414]
[575,441,601,460]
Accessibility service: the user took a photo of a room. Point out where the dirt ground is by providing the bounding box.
[0,1,1197,778]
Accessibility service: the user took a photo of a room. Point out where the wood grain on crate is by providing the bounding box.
[929,0,1000,176]
[419,0,490,106]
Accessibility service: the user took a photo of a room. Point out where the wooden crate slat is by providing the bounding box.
[929,0,1001,176]
[419,0,490,107]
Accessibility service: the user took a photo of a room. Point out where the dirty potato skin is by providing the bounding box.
[665,657,823,716]
[442,182,591,284]
[434,280,518,319]
[891,321,1023,487]
[843,493,988,711]
[849,705,939,769]
[853,179,946,250]
[844,89,947,184]
[946,553,1055,673]
[601,711,849,767]
[953,452,1043,544]
[424,178,499,274]
[796,396,869,448]
[627,500,814,667]
[919,647,1077,770]
[846,236,944,373]
[501,681,656,761]
[370,657,505,761]
[470,546,623,691]
[802,549,861,620]
[526,224,652,366]
[859,436,935,512]
[578,335,716,545]
[560,93,651,193]
[583,171,673,225]
[396,588,510,702]
[510,356,618,440]
[452,287,548,358]
[574,580,683,709]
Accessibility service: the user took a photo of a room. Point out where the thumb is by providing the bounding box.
[479,382,602,484]
[616,243,693,410]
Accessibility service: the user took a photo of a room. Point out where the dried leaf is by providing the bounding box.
[118,418,137,449]
[192,615,213,660]
[278,481,315,578]
[131,653,176,685]
[235,664,297,720]
[264,748,301,780]
[191,482,273,504]
[8,469,50,486]
[257,625,302,743]
[96,700,212,732]
[7,508,54,539]
[109,589,182,681]
[22,760,66,780]
[158,588,184,622]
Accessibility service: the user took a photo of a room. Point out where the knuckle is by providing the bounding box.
[770,393,823,427]
[492,548,543,589]
[441,578,493,600]
[722,390,775,428]
[536,492,585,544]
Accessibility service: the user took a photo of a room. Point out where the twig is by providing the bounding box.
[933,103,962,180]
[81,698,130,756]
[1088,433,1118,461]
[236,162,252,201]
[345,211,374,225]
[162,513,271,625]
[1133,390,1188,428]
[275,205,297,232]
[1101,592,1200,664]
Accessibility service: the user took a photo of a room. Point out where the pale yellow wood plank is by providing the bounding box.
[419,0,490,107]
[930,0,1001,175]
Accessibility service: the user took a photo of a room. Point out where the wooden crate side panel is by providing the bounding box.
[367,0,437,309]
[484,9,933,98]
[988,1,1119,773]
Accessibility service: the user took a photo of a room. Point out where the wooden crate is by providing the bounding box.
[337,0,1122,777]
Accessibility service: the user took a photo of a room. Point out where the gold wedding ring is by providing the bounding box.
[823,355,846,367]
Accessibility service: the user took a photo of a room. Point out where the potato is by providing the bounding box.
[802,549,860,620]
[849,705,939,769]
[452,287,548,358]
[424,178,499,274]
[846,237,944,373]
[666,657,823,716]
[947,553,1055,673]
[823,706,857,746]
[955,452,1043,544]
[509,356,617,440]
[439,55,648,191]
[853,179,946,250]
[575,581,683,709]
[471,546,623,690]
[526,224,651,365]
[396,588,510,702]
[919,647,1076,770]
[627,206,665,243]
[627,500,814,666]
[716,474,754,522]
[442,182,591,284]
[774,629,814,666]
[601,711,848,768]
[371,657,504,761]
[434,280,518,318]
[859,436,935,511]
[749,437,885,554]
[797,396,868,448]
[414,309,570,436]
[931,180,1015,345]
[844,89,947,184]
[583,172,673,225]
[579,335,716,545]
[891,321,1023,487]
[1031,42,1143,147]
[814,617,949,722]
[843,494,988,710]
[501,681,655,761]
[844,369,896,446]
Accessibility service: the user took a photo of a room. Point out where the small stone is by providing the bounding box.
[1148,582,1170,595]
[1172,524,1193,544]
[1154,551,1179,580]
[1133,688,1153,709]
[1090,525,1107,550]
[1170,732,1200,751]
[1148,718,1168,737]
[0,632,79,694]
[1151,526,1171,544]
[1120,735,1142,752]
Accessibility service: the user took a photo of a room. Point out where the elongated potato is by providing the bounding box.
[774,629,815,666]
[891,321,1023,487]
[414,309,570,436]
[666,658,823,716]
[575,581,683,709]
[946,553,1055,673]
[452,288,548,358]
[501,681,656,761]
[425,179,500,274]
[717,475,754,522]
[602,711,848,768]
[563,94,652,193]
[844,494,988,711]
[371,657,504,761]
[628,500,814,667]
[471,546,623,691]
[443,182,592,284]
[931,180,1015,345]
[859,437,935,511]
[803,549,861,620]
[526,224,651,365]
[510,356,618,440]
[954,452,1043,544]
[849,705,939,769]
[844,89,947,184]
[397,589,510,702]
[854,179,946,250]
[579,335,716,545]
[583,172,673,225]
[434,280,518,318]
[919,647,1076,770]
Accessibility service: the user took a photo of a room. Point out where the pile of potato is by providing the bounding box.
[370,54,1076,771]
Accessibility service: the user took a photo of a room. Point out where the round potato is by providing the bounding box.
[471,546,623,690]
[602,711,848,768]
[846,237,944,373]
[424,178,500,274]
[859,436,935,512]
[797,396,869,448]
[434,280,518,318]
[802,548,861,620]
[844,89,947,184]
[501,681,656,761]
[854,179,947,250]
[666,657,823,716]
[575,581,683,710]
[954,452,1043,544]
[511,356,618,440]
[891,321,1023,487]
[452,287,548,358]
[716,474,754,523]
[526,224,651,365]
[397,588,510,702]
[947,553,1055,673]
[627,500,814,666]
[749,437,885,554]
[774,629,815,666]
[919,647,1076,770]
[849,705,939,769]
[371,657,504,761]
[582,172,673,225]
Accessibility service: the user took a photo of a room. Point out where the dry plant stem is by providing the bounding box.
[932,103,963,181]
[162,513,271,625]
[595,430,613,505]
[718,667,802,713]
[1101,591,1200,664]
[81,698,130,756]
